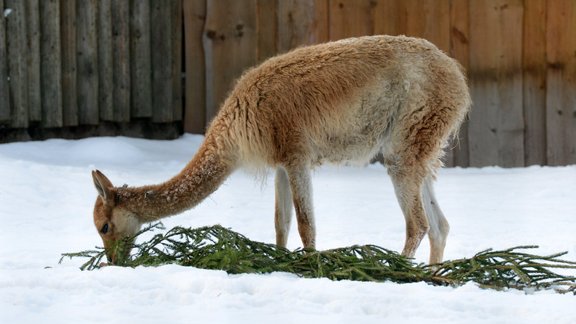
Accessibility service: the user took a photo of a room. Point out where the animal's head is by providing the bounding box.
[91,170,142,264]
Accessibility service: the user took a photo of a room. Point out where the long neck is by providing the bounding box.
[116,135,237,222]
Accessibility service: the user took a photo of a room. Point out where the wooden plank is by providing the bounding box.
[77,0,99,125]
[373,0,406,36]
[468,0,502,167]
[130,0,152,118]
[448,0,470,167]
[60,0,78,126]
[328,0,374,40]
[468,0,524,167]
[25,0,41,122]
[203,0,258,122]
[6,0,29,127]
[112,0,130,122]
[497,0,524,167]
[40,0,63,128]
[151,0,174,123]
[403,0,450,52]
[277,0,329,53]
[183,0,207,134]
[171,0,183,121]
[523,0,547,166]
[546,0,576,165]
[257,0,277,61]
[0,0,10,122]
[98,0,113,121]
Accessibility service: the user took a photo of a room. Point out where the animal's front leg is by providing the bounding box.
[285,165,316,249]
[274,167,293,248]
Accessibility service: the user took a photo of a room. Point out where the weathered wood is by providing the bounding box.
[277,0,329,53]
[373,0,406,36]
[183,0,207,134]
[257,0,277,61]
[60,0,78,126]
[203,0,258,122]
[40,0,63,128]
[546,0,576,165]
[172,0,183,121]
[112,0,130,122]
[329,0,374,40]
[131,0,153,118]
[497,0,524,167]
[77,0,99,125]
[0,0,10,122]
[6,0,29,127]
[469,0,524,167]
[98,0,113,121]
[403,0,450,52]
[523,0,547,166]
[151,0,174,123]
[448,0,470,167]
[25,0,41,122]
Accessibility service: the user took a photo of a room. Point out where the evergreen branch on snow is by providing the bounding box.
[60,223,576,294]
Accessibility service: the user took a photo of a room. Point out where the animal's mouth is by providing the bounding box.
[104,238,134,265]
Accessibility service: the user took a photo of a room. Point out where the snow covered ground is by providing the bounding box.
[1,135,575,324]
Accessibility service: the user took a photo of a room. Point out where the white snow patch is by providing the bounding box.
[1,135,575,323]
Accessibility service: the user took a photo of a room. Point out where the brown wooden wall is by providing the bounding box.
[184,0,576,167]
[1,1,574,167]
[0,0,182,141]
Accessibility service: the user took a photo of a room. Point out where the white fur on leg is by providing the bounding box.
[285,166,316,249]
[274,167,293,247]
[422,175,450,264]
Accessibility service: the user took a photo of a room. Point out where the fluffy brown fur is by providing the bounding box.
[92,35,470,264]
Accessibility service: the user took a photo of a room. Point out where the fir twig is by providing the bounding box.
[60,223,576,294]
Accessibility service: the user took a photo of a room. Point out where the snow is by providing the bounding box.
[1,134,575,323]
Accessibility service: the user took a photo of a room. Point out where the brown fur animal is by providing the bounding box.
[92,35,470,264]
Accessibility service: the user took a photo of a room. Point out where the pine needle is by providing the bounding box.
[60,223,576,294]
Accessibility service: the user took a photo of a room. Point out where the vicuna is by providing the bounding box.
[91,35,470,265]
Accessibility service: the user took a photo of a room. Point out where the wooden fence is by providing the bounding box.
[184,0,576,167]
[0,0,182,140]
[1,0,575,167]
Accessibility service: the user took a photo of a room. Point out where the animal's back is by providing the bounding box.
[213,35,470,168]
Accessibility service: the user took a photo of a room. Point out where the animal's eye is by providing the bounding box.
[100,223,109,234]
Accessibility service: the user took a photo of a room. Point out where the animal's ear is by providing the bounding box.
[92,170,115,205]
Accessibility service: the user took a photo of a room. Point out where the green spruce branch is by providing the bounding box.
[60,223,576,294]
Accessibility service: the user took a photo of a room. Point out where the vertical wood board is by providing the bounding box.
[172,0,183,121]
[112,0,131,122]
[448,0,470,167]
[546,0,576,165]
[203,0,258,121]
[25,0,41,122]
[40,0,63,128]
[0,0,10,122]
[373,0,407,36]
[256,0,277,61]
[183,0,207,133]
[151,0,174,122]
[468,0,524,167]
[131,0,153,119]
[6,0,29,127]
[77,0,99,125]
[277,0,329,53]
[61,0,78,126]
[523,0,547,165]
[98,0,113,121]
[329,0,374,40]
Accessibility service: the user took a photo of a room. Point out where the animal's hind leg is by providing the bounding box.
[275,167,293,248]
[388,166,429,259]
[422,175,450,264]
[284,165,316,249]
